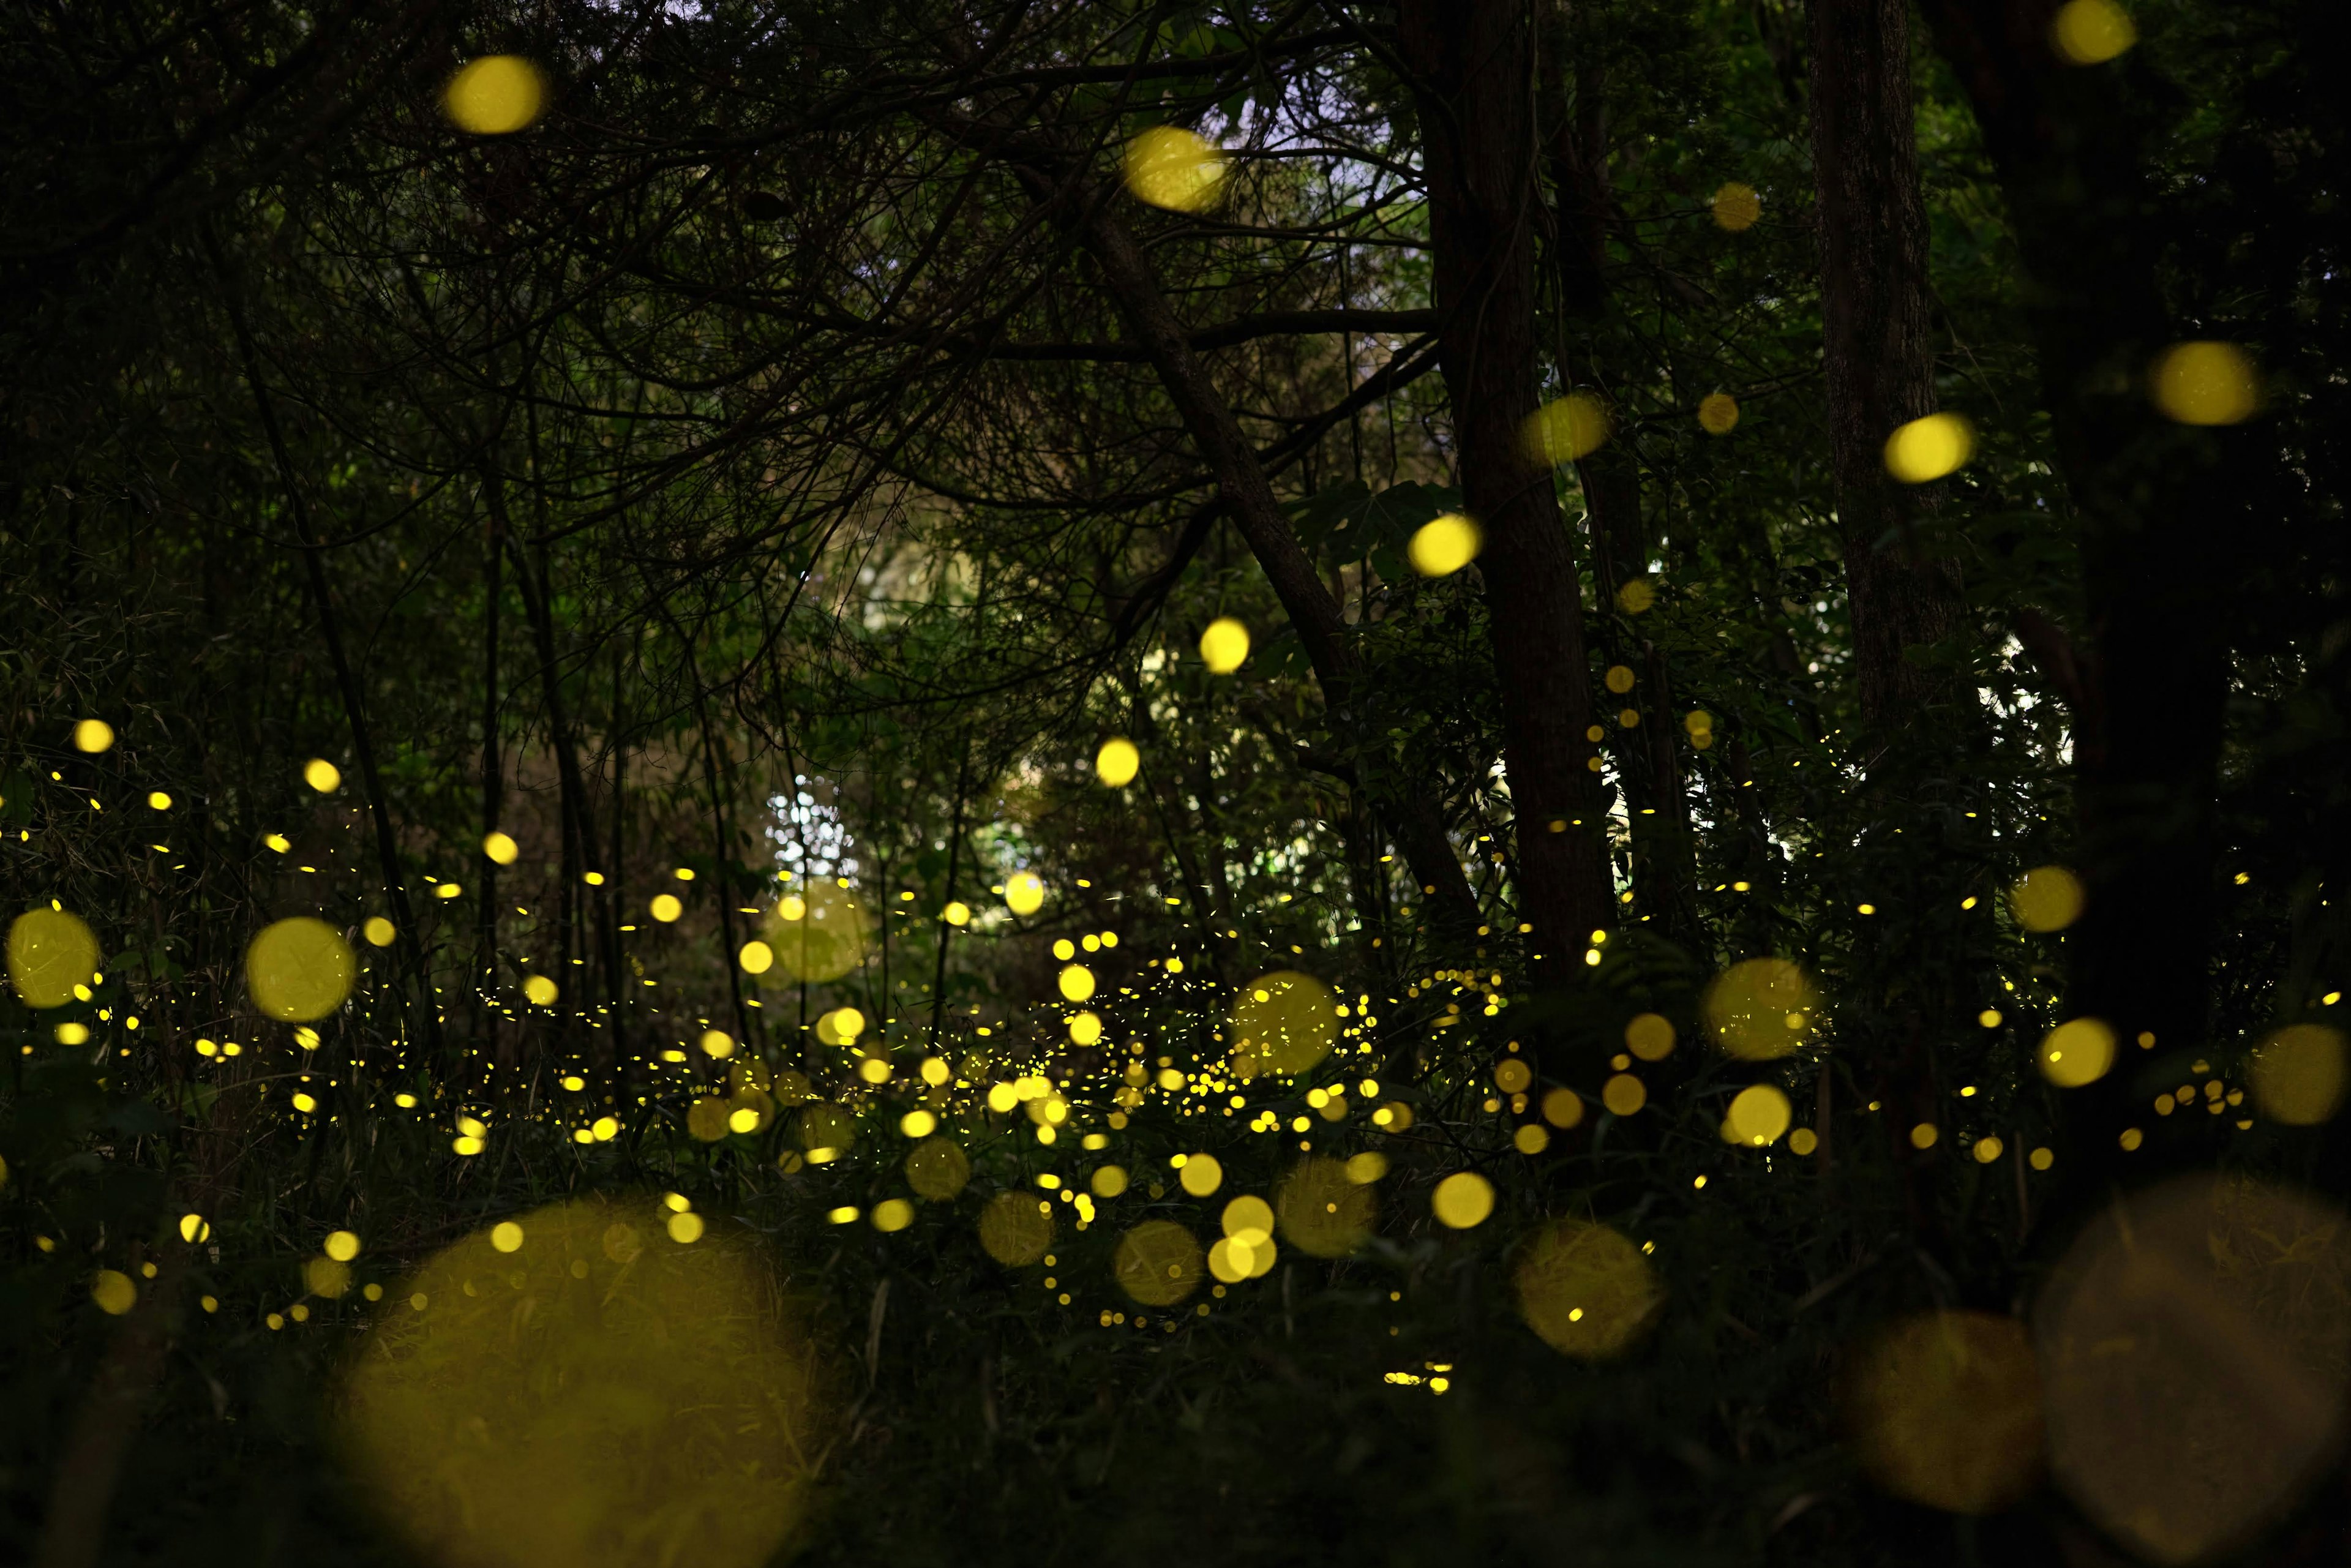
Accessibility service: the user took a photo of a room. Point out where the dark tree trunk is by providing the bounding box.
[1398,0,1615,984]
[1810,0,1969,725]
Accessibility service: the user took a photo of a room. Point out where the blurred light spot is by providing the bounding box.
[444,56,545,136]
[1541,1087,1584,1128]
[1697,392,1741,434]
[1516,1219,1661,1359]
[2010,865,2084,932]
[871,1199,914,1234]
[1115,1220,1204,1305]
[1276,1157,1373,1256]
[942,901,970,926]
[8,908,100,1010]
[979,1192,1054,1266]
[362,917,396,948]
[2038,1174,2351,1561]
[1057,964,1096,1003]
[1848,1310,2043,1513]
[179,1213,211,1244]
[325,1229,361,1262]
[1090,1163,1129,1198]
[1179,1153,1224,1198]
[523,975,557,1006]
[649,894,682,923]
[1432,1171,1494,1229]
[738,940,774,975]
[1729,1084,1792,1146]
[2039,1018,2117,1088]
[1229,969,1337,1079]
[1789,1127,1819,1155]
[72,719,114,754]
[766,881,869,980]
[1198,617,1250,674]
[247,917,354,1022]
[2052,0,2137,62]
[906,1138,971,1201]
[2150,340,2259,426]
[2251,1024,2346,1125]
[1705,958,1816,1060]
[147,792,171,810]
[666,1210,705,1244]
[1520,392,1611,467]
[1712,182,1761,230]
[1884,412,1975,483]
[482,830,518,866]
[304,759,342,793]
[1617,577,1657,612]
[1602,1074,1647,1116]
[1095,737,1140,786]
[1973,1136,2004,1164]
[489,1221,523,1253]
[1068,1010,1103,1046]
[1408,514,1482,577]
[1122,126,1225,213]
[91,1270,135,1315]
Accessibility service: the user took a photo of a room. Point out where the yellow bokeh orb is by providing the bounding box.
[795,1101,855,1157]
[247,917,355,1022]
[444,56,546,137]
[2009,865,2085,932]
[1058,963,1096,1003]
[1274,1157,1374,1258]
[1095,737,1141,787]
[649,893,683,923]
[326,1229,362,1262]
[305,758,342,793]
[906,1138,972,1201]
[482,831,518,866]
[1198,617,1250,675]
[1704,957,1817,1060]
[1846,1310,2044,1514]
[92,1269,136,1316]
[765,880,870,981]
[1712,181,1761,231]
[1518,392,1612,467]
[738,939,774,975]
[1625,1011,1677,1062]
[1177,1152,1223,1198]
[362,916,396,948]
[72,719,114,754]
[1067,1010,1103,1046]
[1113,1220,1204,1306]
[1616,578,1657,613]
[2150,340,2259,426]
[2038,1017,2116,1089]
[7,908,100,1010]
[1090,1164,1130,1198]
[1407,514,1482,578]
[1431,1171,1494,1230]
[1122,126,1226,214]
[1228,969,1337,1079]
[2052,0,2138,66]
[1883,412,1976,483]
[1515,1220,1662,1359]
[1602,1073,1648,1116]
[339,1196,822,1568]
[522,975,557,1006]
[871,1199,915,1234]
[2251,1024,2347,1125]
[1697,392,1741,434]
[1541,1086,1585,1128]
[978,1191,1054,1266]
[1004,871,1046,917]
[1727,1083,1793,1146]
[1221,1194,1275,1247]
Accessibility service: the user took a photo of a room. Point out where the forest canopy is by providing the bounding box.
[3,2,2347,1566]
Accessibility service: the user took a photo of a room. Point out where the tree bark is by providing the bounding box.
[1809,0,1969,725]
[1397,0,1615,983]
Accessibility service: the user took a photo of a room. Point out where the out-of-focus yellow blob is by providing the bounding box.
[1728,1084,1792,1146]
[871,1199,915,1234]
[1542,1087,1584,1128]
[2036,1174,2351,1562]
[489,1221,524,1253]
[1515,1219,1661,1359]
[648,893,683,923]
[1208,1237,1256,1285]
[326,1229,362,1262]
[1221,1195,1275,1247]
[1095,737,1141,787]
[664,1210,703,1244]
[1057,963,1095,1003]
[1275,1157,1374,1257]
[307,1256,353,1297]
[1344,1150,1389,1184]
[1004,871,1046,917]
[906,1138,972,1201]
[1602,1073,1648,1116]
[9,909,100,1010]
[522,975,557,1006]
[1067,1010,1103,1046]
[92,1269,136,1315]
[1198,617,1250,674]
[1493,1057,1532,1094]
[2052,0,2138,63]
[737,939,774,975]
[1229,969,1337,1079]
[1973,1136,2005,1164]
[1090,1164,1129,1198]
[2038,1018,2116,1089]
[1122,126,1226,214]
[831,1007,866,1043]
[56,1022,91,1046]
[247,917,355,1022]
[764,880,869,981]
[73,719,114,754]
[2009,865,2085,932]
[1846,1310,2044,1514]
[481,830,517,866]
[2251,1024,2347,1125]
[942,901,970,926]
[362,916,396,948]
[795,1101,855,1156]
[1883,412,1976,483]
[2150,340,2259,426]
[304,759,342,793]
[700,1028,735,1059]
[179,1213,210,1244]
[1697,392,1741,434]
[1432,1171,1494,1230]
[1408,514,1482,577]
[1178,1152,1223,1198]
[1114,1220,1204,1306]
[443,56,546,137]
[978,1192,1054,1266]
[1704,958,1817,1060]
[1616,578,1657,613]
[1790,1127,1819,1155]
[340,1196,820,1568]
[1712,181,1761,230]
[147,791,172,810]
[1519,392,1612,467]
[1625,1012,1677,1061]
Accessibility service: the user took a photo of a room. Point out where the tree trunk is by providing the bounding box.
[1809,0,1968,726]
[1397,0,1615,983]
